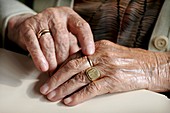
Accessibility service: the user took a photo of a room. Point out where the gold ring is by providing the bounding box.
[37,29,50,39]
[85,67,101,81]
[85,57,100,81]
[87,56,93,67]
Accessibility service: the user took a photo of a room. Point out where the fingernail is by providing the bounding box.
[40,84,49,94]
[84,45,95,55]
[47,91,56,100]
[64,97,72,104]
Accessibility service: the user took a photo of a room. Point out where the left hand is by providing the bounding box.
[40,40,170,106]
[7,7,95,73]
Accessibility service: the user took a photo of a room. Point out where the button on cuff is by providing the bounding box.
[153,35,168,51]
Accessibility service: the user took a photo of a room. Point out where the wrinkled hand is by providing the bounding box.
[7,7,95,73]
[40,40,170,106]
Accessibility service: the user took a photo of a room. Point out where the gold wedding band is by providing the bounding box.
[85,56,100,81]
[87,56,93,67]
[37,29,50,39]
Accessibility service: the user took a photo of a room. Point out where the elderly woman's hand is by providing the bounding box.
[7,7,95,73]
[40,40,170,106]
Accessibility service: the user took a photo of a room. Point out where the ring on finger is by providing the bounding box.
[86,56,93,67]
[85,56,100,81]
[37,29,50,39]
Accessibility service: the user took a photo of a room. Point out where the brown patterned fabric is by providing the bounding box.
[74,0,164,49]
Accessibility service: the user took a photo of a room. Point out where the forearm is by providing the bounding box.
[0,0,36,47]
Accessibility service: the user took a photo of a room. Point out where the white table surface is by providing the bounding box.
[0,48,170,113]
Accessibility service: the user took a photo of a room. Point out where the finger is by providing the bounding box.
[46,71,90,101]
[23,29,49,72]
[68,13,95,55]
[39,32,57,73]
[63,78,109,106]
[69,32,80,55]
[40,56,91,95]
[50,21,70,65]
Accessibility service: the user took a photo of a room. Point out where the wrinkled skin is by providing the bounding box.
[40,40,170,106]
[7,7,95,73]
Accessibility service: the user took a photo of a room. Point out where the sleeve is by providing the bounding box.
[148,0,170,52]
[0,0,37,47]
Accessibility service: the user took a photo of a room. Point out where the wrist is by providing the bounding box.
[147,52,170,92]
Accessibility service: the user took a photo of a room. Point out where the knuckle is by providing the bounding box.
[35,13,43,19]
[50,75,58,86]
[44,49,52,58]
[99,40,109,44]
[97,40,111,45]
[22,29,34,43]
[57,85,66,96]
[86,83,99,94]
[56,23,65,32]
[75,73,89,84]
[57,79,73,97]
[43,7,55,14]
[66,59,80,69]
[95,40,112,49]
[19,22,36,42]
[45,7,54,11]
[76,21,90,29]
[58,28,68,35]
[60,6,72,11]
[52,23,68,37]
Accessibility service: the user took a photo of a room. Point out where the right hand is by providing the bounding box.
[40,40,170,106]
[7,7,95,73]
